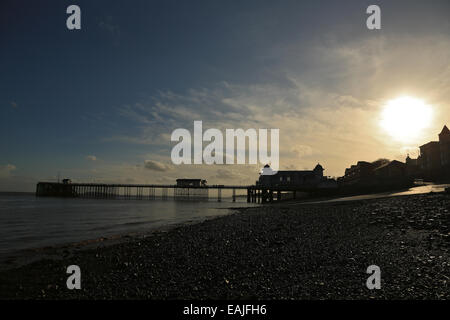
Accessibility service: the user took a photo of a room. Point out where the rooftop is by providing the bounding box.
[440,125,450,135]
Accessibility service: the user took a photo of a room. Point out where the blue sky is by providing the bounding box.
[1,0,450,191]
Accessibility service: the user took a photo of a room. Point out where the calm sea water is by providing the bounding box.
[0,194,257,257]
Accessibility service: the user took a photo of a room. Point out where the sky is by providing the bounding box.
[1,0,450,191]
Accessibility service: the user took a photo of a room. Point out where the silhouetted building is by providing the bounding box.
[415,125,450,179]
[405,154,420,177]
[439,125,450,167]
[258,163,335,188]
[373,160,406,179]
[419,141,441,171]
[339,161,375,185]
[176,179,207,187]
[339,159,408,187]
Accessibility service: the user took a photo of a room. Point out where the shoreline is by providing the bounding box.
[0,206,246,272]
[1,184,446,270]
[0,189,413,272]
[0,192,448,299]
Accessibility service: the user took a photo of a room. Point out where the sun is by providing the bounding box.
[380,96,433,143]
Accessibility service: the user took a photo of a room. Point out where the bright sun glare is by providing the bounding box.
[380,96,433,143]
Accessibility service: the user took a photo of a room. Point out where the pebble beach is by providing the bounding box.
[0,192,448,299]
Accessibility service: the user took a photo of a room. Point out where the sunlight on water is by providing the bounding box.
[309,184,450,204]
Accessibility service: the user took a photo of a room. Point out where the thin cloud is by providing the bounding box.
[214,168,239,180]
[144,160,172,172]
[0,164,16,177]
[98,16,121,45]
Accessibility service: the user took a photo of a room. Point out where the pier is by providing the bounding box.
[35,182,322,203]
[36,182,249,202]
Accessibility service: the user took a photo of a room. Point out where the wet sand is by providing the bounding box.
[0,192,448,299]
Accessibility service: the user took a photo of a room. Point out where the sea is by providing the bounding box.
[0,194,257,259]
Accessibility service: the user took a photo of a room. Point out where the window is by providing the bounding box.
[287,177,291,182]
[280,177,283,182]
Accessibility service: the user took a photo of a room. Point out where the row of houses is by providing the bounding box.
[339,125,450,186]
[337,159,407,187]
[257,125,450,190]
